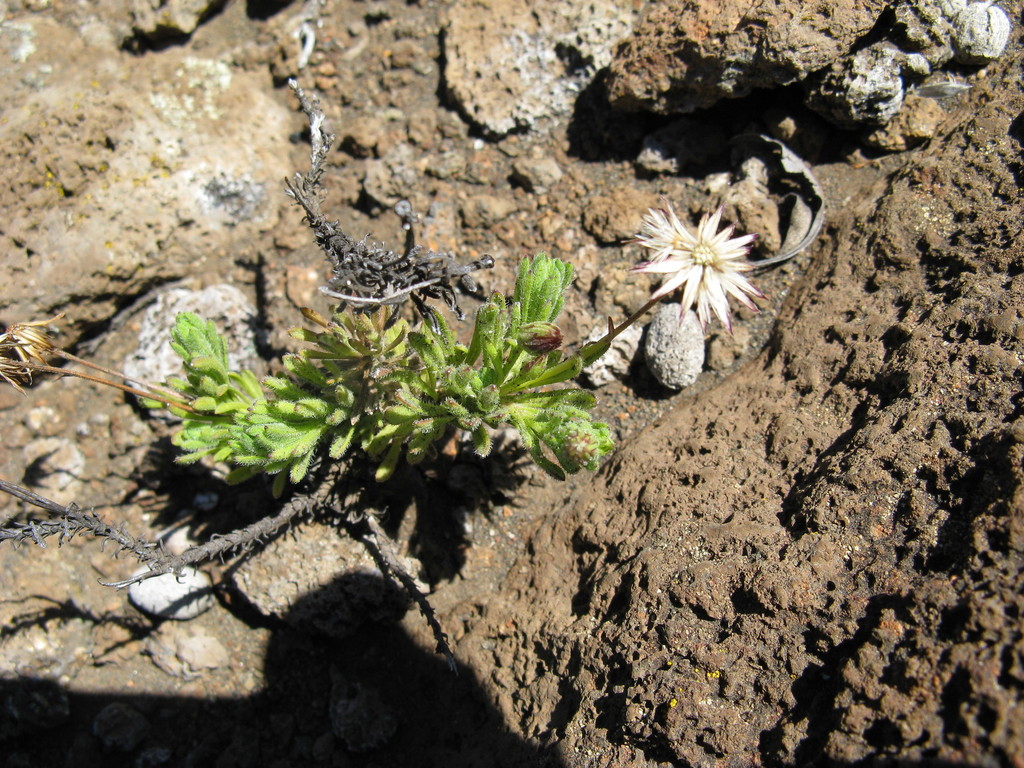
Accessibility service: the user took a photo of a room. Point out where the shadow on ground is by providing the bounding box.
[1,572,564,768]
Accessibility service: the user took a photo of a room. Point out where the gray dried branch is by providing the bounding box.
[0,477,158,561]
[0,477,308,588]
[101,498,312,589]
[0,477,457,670]
[284,79,493,320]
[358,514,455,671]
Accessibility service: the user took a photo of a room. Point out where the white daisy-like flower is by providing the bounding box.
[631,201,764,333]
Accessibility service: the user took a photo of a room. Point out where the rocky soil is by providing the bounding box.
[1,0,1022,766]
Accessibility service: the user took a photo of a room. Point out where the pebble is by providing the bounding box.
[580,321,642,387]
[174,632,229,671]
[329,678,397,752]
[24,405,59,435]
[144,624,228,679]
[635,119,730,174]
[135,746,173,767]
[92,702,150,752]
[511,155,563,193]
[128,566,215,621]
[643,305,705,390]
[459,193,517,228]
[952,1,1010,64]
[806,42,905,127]
[122,285,259,387]
[581,187,657,244]
[192,491,219,511]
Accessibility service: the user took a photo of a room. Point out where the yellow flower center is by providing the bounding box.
[691,242,717,266]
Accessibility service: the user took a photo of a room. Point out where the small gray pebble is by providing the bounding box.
[511,155,563,193]
[952,2,1010,64]
[192,491,219,512]
[135,746,173,768]
[92,702,150,752]
[128,567,215,621]
[643,305,705,390]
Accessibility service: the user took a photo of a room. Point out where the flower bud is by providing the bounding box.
[517,321,563,354]
[553,419,613,473]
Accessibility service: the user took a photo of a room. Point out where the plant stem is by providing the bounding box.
[51,350,186,403]
[20,361,198,414]
[579,295,661,367]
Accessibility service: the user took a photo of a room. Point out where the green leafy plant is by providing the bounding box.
[0,76,769,669]
[161,253,613,494]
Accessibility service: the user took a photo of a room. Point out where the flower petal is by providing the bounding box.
[631,201,764,332]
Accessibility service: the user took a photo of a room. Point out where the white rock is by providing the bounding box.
[128,566,215,620]
[122,284,259,385]
[952,2,1010,64]
[643,305,705,390]
[581,321,642,387]
[443,0,637,136]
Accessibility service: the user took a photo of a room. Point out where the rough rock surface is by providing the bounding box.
[607,0,888,113]
[232,519,423,638]
[0,15,291,344]
[0,1,1021,767]
[606,0,1010,131]
[457,46,1024,767]
[442,0,636,136]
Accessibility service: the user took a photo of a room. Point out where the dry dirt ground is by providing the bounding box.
[1,1,1023,767]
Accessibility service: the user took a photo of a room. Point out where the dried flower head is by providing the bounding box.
[0,314,62,392]
[632,202,763,333]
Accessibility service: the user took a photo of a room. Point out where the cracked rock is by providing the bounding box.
[805,42,906,128]
[443,0,637,136]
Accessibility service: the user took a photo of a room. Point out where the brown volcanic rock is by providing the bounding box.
[607,0,888,113]
[464,44,1024,766]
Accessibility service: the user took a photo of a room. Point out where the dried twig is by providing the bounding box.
[285,80,493,320]
[101,498,312,589]
[731,133,826,268]
[0,477,158,559]
[1,476,458,671]
[0,477,308,588]
[358,514,456,672]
